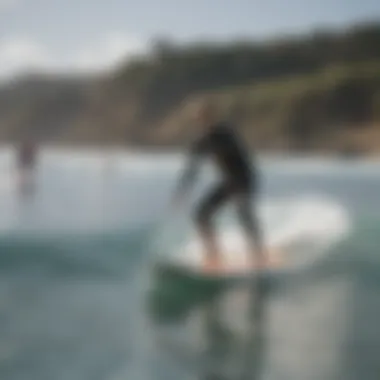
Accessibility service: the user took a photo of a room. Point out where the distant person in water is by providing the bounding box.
[171,101,267,272]
[16,139,37,194]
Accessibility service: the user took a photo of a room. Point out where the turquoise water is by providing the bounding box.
[0,148,379,380]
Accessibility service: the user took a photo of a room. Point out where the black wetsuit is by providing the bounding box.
[177,122,262,252]
[18,143,36,170]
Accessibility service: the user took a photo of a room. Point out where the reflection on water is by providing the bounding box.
[148,273,270,380]
[17,169,37,199]
[200,278,269,380]
[146,256,359,380]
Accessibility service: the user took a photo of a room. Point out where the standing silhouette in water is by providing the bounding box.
[16,139,38,195]
[171,101,267,271]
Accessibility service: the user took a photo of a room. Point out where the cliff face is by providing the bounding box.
[0,22,380,154]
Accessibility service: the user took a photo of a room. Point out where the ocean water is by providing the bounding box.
[0,147,379,380]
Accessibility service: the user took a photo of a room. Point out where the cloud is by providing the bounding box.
[73,32,147,73]
[0,37,54,80]
[0,32,147,81]
[0,0,20,12]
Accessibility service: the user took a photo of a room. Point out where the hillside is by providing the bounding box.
[0,74,94,143]
[152,61,380,154]
[0,22,380,154]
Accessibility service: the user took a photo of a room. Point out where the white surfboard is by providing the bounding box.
[154,196,350,281]
[158,233,301,280]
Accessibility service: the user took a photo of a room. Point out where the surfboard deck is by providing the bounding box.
[155,248,287,282]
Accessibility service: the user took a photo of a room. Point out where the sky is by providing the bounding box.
[0,0,379,80]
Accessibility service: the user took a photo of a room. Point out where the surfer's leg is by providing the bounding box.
[235,192,266,266]
[195,184,231,265]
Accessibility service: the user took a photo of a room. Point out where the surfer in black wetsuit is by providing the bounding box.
[172,102,267,271]
[17,140,36,171]
[16,139,37,195]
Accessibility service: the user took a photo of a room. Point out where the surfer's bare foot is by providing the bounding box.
[257,257,269,269]
[203,256,221,273]
[258,250,283,268]
[250,251,274,269]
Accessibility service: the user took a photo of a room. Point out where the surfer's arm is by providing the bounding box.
[172,136,208,206]
[173,151,200,201]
